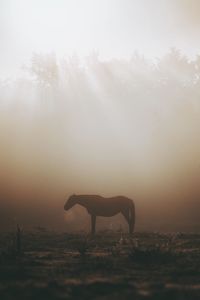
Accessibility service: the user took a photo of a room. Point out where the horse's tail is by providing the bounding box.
[129,200,135,234]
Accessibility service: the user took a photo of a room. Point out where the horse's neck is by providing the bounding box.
[75,195,89,208]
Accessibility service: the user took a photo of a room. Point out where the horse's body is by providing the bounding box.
[64,194,135,235]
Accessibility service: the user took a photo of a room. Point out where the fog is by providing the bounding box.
[0,1,200,231]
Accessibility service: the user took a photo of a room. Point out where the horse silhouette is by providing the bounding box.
[64,194,135,235]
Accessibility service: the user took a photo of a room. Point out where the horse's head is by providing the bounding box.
[64,194,77,211]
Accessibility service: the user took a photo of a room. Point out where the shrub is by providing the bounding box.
[129,239,178,264]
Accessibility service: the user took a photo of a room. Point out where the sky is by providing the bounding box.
[1,0,200,78]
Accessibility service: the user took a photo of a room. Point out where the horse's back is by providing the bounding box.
[109,196,134,206]
[85,195,132,204]
[84,195,133,215]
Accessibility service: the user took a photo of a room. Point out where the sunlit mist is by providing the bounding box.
[0,0,200,231]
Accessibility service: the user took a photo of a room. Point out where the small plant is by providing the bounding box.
[16,224,22,254]
[107,245,121,257]
[76,239,90,256]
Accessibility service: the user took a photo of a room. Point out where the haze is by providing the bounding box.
[0,0,200,231]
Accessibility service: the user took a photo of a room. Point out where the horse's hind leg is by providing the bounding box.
[121,210,130,233]
[91,214,96,236]
[129,218,134,234]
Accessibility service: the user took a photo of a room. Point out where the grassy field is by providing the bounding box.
[0,230,200,299]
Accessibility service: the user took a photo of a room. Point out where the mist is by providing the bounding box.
[0,50,200,231]
[0,1,200,232]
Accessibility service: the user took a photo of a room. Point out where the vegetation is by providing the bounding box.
[0,230,199,299]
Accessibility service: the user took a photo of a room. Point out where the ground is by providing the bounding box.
[0,230,200,299]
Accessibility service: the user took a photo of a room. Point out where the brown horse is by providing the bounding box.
[64,194,135,235]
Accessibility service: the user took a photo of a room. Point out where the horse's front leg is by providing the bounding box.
[91,214,96,235]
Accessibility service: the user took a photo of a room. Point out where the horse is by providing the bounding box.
[64,194,135,235]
